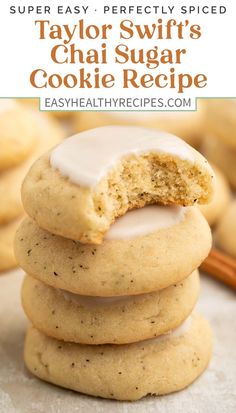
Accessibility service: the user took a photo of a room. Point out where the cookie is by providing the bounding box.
[0,112,65,225]
[24,313,212,400]
[20,98,40,109]
[21,98,73,120]
[203,137,236,188]
[0,218,22,272]
[0,99,38,171]
[22,270,199,345]
[15,207,211,296]
[199,165,231,226]
[22,126,214,244]
[73,104,206,147]
[205,99,236,149]
[215,200,236,258]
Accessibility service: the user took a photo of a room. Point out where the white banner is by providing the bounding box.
[0,0,235,110]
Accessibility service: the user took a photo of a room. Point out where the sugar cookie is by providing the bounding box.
[203,136,236,188]
[205,99,236,149]
[0,99,38,171]
[199,165,231,226]
[24,313,212,401]
[15,207,211,296]
[20,98,73,119]
[22,270,199,345]
[22,126,214,244]
[0,112,65,225]
[0,218,22,272]
[215,200,236,258]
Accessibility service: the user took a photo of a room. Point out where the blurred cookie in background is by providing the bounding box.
[0,218,22,272]
[0,110,65,226]
[72,104,206,148]
[0,100,65,272]
[0,99,38,171]
[0,163,25,225]
[20,98,39,110]
[199,165,231,227]
[202,99,236,188]
[204,99,236,149]
[20,98,73,120]
[202,137,236,189]
[215,200,236,259]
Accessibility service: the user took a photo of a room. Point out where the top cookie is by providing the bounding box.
[0,100,38,171]
[22,126,214,244]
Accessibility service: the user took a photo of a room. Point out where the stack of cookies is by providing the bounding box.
[15,126,214,401]
[0,99,64,272]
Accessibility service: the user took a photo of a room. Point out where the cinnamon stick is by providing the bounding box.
[200,247,236,290]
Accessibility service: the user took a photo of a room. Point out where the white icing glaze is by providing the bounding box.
[50,126,195,188]
[61,290,131,305]
[105,205,187,240]
[0,99,17,113]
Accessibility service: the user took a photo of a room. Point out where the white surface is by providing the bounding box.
[0,269,235,413]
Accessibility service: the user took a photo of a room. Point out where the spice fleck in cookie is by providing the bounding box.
[15,206,211,296]
[0,99,38,171]
[22,270,199,345]
[22,126,215,244]
[24,313,212,401]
